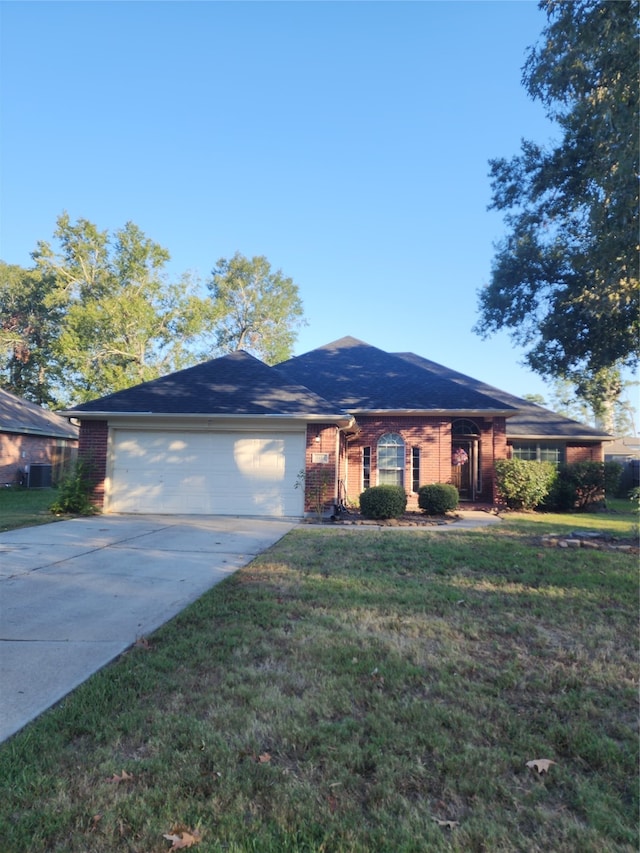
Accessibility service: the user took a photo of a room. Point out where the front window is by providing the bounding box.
[412,447,420,492]
[362,447,371,490]
[377,433,405,487]
[511,443,564,467]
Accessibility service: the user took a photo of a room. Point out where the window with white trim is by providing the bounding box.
[362,447,371,490]
[377,433,405,487]
[411,447,420,492]
[511,443,564,467]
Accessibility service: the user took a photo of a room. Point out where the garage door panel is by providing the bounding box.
[109,430,305,516]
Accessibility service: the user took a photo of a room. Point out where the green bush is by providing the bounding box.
[49,462,97,516]
[604,461,623,497]
[359,485,407,520]
[417,483,459,514]
[544,461,622,511]
[494,458,556,510]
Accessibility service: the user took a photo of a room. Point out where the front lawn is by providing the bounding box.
[0,487,59,532]
[0,511,637,851]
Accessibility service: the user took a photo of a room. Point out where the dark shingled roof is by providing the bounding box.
[0,388,78,440]
[276,336,517,413]
[395,351,611,440]
[65,350,347,419]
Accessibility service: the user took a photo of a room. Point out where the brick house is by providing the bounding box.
[63,337,611,517]
[0,388,78,487]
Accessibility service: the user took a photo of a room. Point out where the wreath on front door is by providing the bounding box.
[452,447,469,467]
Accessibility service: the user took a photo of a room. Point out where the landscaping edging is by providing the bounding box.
[540,531,637,552]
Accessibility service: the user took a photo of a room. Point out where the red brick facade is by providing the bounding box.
[0,433,77,486]
[79,416,606,516]
[78,420,109,508]
[566,443,604,464]
[303,416,511,511]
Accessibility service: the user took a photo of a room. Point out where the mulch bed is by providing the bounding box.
[301,510,460,527]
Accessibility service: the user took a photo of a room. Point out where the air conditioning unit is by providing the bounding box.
[26,464,53,488]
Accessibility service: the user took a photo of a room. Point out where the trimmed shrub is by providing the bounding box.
[359,485,407,520]
[418,483,459,515]
[494,458,556,510]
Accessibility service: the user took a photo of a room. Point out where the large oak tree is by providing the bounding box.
[476,1,639,388]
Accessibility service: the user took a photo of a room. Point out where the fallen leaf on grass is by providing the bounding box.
[89,814,102,832]
[107,769,134,783]
[163,828,202,848]
[526,758,556,774]
[257,752,272,763]
[432,818,459,829]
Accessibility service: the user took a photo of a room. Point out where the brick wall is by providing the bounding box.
[344,416,452,509]
[304,424,339,515]
[79,420,109,508]
[340,416,509,508]
[566,444,604,464]
[0,433,78,486]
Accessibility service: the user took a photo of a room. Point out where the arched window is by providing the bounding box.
[452,419,480,436]
[377,433,405,486]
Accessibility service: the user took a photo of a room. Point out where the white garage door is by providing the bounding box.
[108,429,306,516]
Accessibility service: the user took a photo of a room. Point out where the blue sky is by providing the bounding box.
[0,0,582,406]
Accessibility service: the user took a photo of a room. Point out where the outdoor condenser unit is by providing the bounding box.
[26,464,53,488]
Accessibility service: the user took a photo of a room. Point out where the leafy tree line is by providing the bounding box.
[476,0,639,422]
[0,213,305,407]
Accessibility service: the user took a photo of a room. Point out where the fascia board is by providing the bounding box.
[506,433,614,442]
[350,409,518,418]
[65,411,354,428]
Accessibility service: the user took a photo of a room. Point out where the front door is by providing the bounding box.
[451,438,480,501]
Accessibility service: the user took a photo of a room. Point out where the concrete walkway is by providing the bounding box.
[0,515,297,743]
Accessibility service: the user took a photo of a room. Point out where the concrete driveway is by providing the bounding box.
[0,515,297,743]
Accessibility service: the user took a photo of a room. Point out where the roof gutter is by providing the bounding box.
[506,433,614,442]
[62,410,355,429]
[350,408,518,418]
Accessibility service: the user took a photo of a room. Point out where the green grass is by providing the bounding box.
[0,507,637,851]
[0,487,62,531]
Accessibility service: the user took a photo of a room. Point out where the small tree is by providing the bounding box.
[49,461,97,516]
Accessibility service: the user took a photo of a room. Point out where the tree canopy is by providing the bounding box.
[0,216,307,406]
[26,214,215,405]
[206,252,305,365]
[475,0,639,385]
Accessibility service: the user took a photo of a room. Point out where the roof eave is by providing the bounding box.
[0,424,78,439]
[506,432,613,442]
[65,410,354,428]
[349,408,518,418]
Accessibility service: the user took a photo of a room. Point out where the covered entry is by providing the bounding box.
[451,419,481,501]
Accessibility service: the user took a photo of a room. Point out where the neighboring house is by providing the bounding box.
[62,336,611,517]
[0,388,78,487]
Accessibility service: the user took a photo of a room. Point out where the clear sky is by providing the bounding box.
[0,0,590,407]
